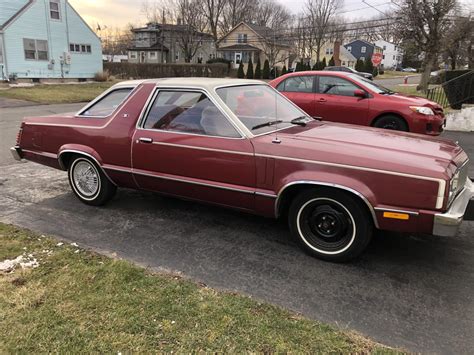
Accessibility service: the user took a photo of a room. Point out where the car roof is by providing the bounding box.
[281,70,353,77]
[112,77,265,90]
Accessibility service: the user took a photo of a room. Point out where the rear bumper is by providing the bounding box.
[433,178,474,236]
[10,146,22,161]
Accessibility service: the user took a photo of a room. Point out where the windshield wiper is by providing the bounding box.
[252,120,283,130]
[290,116,308,126]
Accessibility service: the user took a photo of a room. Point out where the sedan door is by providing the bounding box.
[132,89,256,212]
[275,75,317,117]
[315,75,370,125]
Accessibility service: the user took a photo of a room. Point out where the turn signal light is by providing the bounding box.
[383,212,409,220]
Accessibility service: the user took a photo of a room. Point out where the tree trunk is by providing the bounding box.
[417,53,435,92]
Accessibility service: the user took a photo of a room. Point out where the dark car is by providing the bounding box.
[324,66,373,80]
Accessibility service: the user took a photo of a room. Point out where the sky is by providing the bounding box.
[69,0,473,29]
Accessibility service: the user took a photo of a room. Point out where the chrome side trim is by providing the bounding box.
[255,191,278,198]
[149,141,254,156]
[22,149,58,159]
[256,153,446,210]
[374,207,419,216]
[57,150,117,186]
[275,180,379,228]
[133,169,255,194]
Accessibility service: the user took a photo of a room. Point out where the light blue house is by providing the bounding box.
[0,0,102,81]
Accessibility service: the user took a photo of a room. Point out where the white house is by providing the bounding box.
[374,40,403,70]
[0,0,102,81]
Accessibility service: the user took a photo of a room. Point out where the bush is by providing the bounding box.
[281,65,287,75]
[321,57,327,70]
[328,56,335,67]
[254,58,262,79]
[206,57,231,69]
[262,60,270,79]
[246,58,254,79]
[355,59,365,72]
[237,62,245,78]
[364,57,374,74]
[94,70,111,82]
[372,67,378,78]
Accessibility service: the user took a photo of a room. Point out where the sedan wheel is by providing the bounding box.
[289,189,373,262]
[374,115,408,132]
[68,156,116,206]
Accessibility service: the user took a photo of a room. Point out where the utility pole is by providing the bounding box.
[161,9,165,63]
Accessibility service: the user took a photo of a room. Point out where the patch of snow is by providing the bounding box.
[445,105,474,132]
[0,255,39,273]
[56,242,64,247]
[70,242,79,247]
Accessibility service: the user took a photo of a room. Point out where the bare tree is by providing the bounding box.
[394,0,457,91]
[221,0,256,34]
[202,0,227,42]
[442,15,473,70]
[141,0,174,23]
[253,0,293,29]
[304,0,342,62]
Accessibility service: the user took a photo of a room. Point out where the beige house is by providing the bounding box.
[217,22,291,70]
[318,41,357,68]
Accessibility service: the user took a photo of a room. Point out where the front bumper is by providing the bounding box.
[433,178,474,236]
[10,146,22,161]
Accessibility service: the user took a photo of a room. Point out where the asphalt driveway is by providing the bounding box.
[1,103,473,353]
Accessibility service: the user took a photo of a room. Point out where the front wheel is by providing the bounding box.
[373,115,408,131]
[288,189,373,262]
[68,156,116,206]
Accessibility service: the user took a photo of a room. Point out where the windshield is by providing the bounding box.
[216,85,311,135]
[348,74,393,94]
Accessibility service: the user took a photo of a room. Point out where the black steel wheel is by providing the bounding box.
[288,188,373,262]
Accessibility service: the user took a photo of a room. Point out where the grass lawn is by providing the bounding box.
[0,81,117,104]
[0,223,396,353]
[392,85,425,97]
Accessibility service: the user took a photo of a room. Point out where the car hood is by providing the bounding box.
[256,122,467,179]
[383,93,441,109]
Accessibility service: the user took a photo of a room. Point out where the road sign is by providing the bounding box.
[372,52,383,66]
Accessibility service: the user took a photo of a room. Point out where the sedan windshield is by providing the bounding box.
[216,85,311,135]
[348,74,394,94]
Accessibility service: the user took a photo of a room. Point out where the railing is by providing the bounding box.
[427,70,474,109]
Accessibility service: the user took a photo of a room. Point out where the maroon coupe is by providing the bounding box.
[10,78,474,262]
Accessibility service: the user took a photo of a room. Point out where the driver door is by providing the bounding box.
[132,89,256,212]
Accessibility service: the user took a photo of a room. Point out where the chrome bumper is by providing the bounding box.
[10,146,22,161]
[433,178,474,237]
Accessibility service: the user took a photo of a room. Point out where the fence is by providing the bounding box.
[427,70,474,109]
[103,62,229,79]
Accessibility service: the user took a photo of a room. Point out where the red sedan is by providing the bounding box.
[269,71,445,135]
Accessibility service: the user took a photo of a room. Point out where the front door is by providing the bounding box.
[140,51,146,63]
[132,89,256,211]
[315,75,369,125]
[234,52,242,68]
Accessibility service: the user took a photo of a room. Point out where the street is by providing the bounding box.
[1,102,473,353]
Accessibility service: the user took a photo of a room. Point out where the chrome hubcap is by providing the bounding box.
[73,161,99,197]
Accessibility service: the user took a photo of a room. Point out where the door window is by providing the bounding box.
[80,88,133,117]
[276,76,314,92]
[143,91,241,138]
[318,76,359,97]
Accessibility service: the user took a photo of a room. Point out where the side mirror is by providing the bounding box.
[354,89,367,98]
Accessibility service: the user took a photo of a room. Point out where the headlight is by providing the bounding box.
[409,106,434,115]
[448,172,459,205]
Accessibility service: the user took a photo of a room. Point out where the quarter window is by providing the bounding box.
[80,88,133,117]
[143,91,240,138]
[318,76,359,97]
[50,0,61,20]
[277,76,314,93]
[23,38,49,61]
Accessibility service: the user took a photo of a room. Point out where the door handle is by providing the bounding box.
[138,137,153,143]
[318,98,327,102]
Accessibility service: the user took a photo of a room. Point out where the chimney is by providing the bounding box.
[333,40,341,66]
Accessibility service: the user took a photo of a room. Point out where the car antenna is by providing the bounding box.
[272,88,281,144]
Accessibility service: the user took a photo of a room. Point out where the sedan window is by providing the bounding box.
[80,88,133,117]
[143,90,240,138]
[318,76,359,97]
[277,76,314,93]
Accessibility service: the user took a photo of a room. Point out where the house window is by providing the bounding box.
[393,55,395,60]
[149,51,156,59]
[347,46,351,52]
[325,48,333,55]
[383,45,386,50]
[237,34,247,43]
[130,51,137,59]
[70,43,92,54]
[383,55,385,59]
[361,46,366,53]
[23,38,49,61]
[175,51,180,61]
[49,0,61,20]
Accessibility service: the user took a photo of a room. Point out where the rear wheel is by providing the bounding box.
[373,115,408,132]
[68,156,116,206]
[288,189,373,262]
